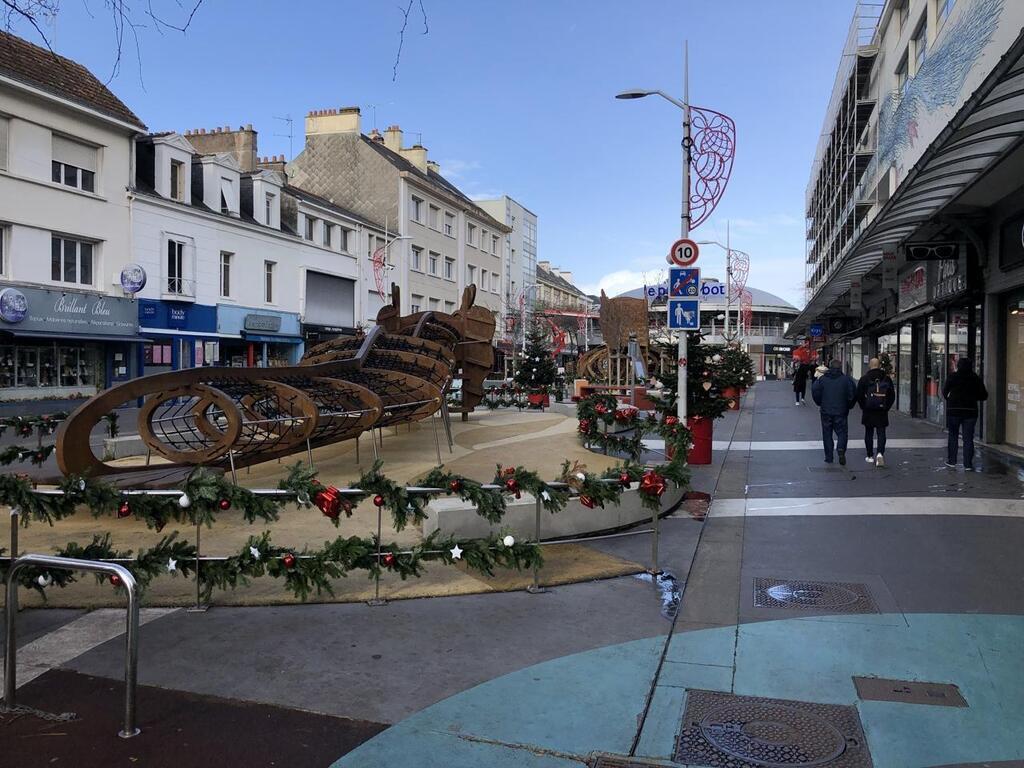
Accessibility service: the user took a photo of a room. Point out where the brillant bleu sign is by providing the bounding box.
[0,286,138,336]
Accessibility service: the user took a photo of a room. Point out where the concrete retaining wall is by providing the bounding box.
[422,483,685,541]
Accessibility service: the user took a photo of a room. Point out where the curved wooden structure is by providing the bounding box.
[56,285,496,477]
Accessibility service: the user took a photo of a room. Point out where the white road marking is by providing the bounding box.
[709,497,1024,519]
[0,607,177,689]
[642,438,948,451]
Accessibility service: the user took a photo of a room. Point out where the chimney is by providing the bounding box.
[560,271,574,284]
[185,124,258,172]
[400,144,428,173]
[258,154,288,174]
[305,106,361,137]
[383,125,403,153]
[426,160,440,174]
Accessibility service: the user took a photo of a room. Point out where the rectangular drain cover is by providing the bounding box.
[676,689,873,767]
[753,577,880,614]
[853,676,967,707]
[589,755,665,768]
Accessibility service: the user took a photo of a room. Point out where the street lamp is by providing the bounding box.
[615,45,691,421]
[696,237,736,340]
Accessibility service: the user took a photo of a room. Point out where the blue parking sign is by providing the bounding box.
[668,299,701,330]
[669,268,700,297]
[809,323,825,338]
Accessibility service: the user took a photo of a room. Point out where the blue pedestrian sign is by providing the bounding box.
[667,298,701,330]
[669,268,700,297]
[809,323,825,339]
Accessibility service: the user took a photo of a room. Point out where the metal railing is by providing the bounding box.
[3,554,140,739]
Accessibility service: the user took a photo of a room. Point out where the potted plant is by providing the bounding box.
[515,320,557,407]
[716,345,756,409]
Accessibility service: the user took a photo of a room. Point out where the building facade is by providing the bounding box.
[792,0,1024,447]
[286,110,510,324]
[0,31,148,400]
[476,196,538,349]
[130,127,385,371]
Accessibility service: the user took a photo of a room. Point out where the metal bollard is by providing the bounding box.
[527,494,546,594]
[3,554,141,738]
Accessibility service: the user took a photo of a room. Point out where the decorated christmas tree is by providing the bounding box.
[514,320,557,391]
[652,335,731,420]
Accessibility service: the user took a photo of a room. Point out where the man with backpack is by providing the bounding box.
[856,358,896,467]
[942,357,988,470]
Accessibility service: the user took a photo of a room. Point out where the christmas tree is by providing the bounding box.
[514,320,558,391]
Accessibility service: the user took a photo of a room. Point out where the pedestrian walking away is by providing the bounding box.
[792,361,810,405]
[943,357,988,470]
[856,357,895,467]
[811,358,857,465]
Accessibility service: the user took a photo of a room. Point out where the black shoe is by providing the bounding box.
[838,450,846,466]
[965,464,975,471]
[824,458,834,464]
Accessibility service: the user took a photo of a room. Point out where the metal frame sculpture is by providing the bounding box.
[688,106,737,231]
[56,285,495,479]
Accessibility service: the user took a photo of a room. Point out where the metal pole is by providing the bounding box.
[678,40,691,422]
[355,433,360,464]
[187,520,206,613]
[7,507,18,622]
[650,503,661,575]
[431,407,442,465]
[368,504,386,606]
[228,450,238,485]
[527,494,546,594]
[306,437,314,470]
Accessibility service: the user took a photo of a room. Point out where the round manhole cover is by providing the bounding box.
[764,581,862,609]
[700,701,848,767]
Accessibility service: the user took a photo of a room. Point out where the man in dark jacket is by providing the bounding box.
[942,358,988,469]
[856,358,896,467]
[811,358,857,465]
[792,362,810,405]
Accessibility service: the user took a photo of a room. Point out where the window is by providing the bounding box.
[49,236,94,286]
[444,212,454,236]
[264,261,275,303]
[429,297,440,310]
[166,239,185,293]
[444,257,455,280]
[938,0,956,24]
[338,227,351,252]
[170,160,184,201]
[265,192,275,226]
[51,135,96,193]
[491,234,499,255]
[411,245,423,271]
[428,205,440,229]
[220,177,234,214]
[896,56,909,97]
[896,0,908,30]
[324,223,333,248]
[480,230,488,252]
[466,222,476,246]
[410,195,424,223]
[0,225,5,275]
[491,272,499,292]
[411,294,423,313]
[913,20,927,73]
[444,300,455,313]
[468,265,477,286]
[220,251,232,297]
[305,215,315,241]
[428,251,439,275]
[0,117,8,171]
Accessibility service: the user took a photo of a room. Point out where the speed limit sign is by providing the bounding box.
[668,238,700,267]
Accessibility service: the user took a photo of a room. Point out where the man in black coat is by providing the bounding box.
[811,359,857,465]
[856,358,896,467]
[942,357,988,470]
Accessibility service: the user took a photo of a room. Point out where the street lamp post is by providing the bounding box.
[616,42,691,421]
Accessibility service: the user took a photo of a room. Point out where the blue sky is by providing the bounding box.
[15,0,854,307]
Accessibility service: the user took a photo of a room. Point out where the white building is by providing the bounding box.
[476,195,537,349]
[0,31,147,400]
[130,128,386,370]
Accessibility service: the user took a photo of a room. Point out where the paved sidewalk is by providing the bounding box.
[3,382,1023,767]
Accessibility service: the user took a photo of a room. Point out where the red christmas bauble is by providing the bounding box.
[578,419,591,433]
[218,498,231,511]
[382,552,396,567]
[109,574,123,587]
[448,479,463,494]
[579,494,595,509]
[373,494,385,507]
[117,502,131,518]
[664,416,679,426]
[282,553,297,569]
[314,486,341,518]
[504,478,518,493]
[639,470,667,498]
[619,472,631,488]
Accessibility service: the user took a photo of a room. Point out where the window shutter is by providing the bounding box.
[52,134,97,171]
[0,117,8,170]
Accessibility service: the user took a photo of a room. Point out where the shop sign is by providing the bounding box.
[244,314,283,332]
[644,279,726,305]
[930,257,968,303]
[850,279,862,310]
[119,264,147,293]
[898,265,928,312]
[882,250,897,292]
[0,286,138,335]
[168,306,189,329]
[764,344,794,354]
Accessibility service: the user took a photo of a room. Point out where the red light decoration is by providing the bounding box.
[688,106,736,231]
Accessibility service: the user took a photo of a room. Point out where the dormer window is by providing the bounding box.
[170,160,184,201]
[265,193,275,226]
[220,177,235,215]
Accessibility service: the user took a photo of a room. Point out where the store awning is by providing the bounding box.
[240,333,304,344]
[0,330,151,343]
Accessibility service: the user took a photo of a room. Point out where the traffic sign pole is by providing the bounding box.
[678,45,691,423]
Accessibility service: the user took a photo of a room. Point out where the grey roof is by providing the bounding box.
[537,264,586,297]
[616,279,799,313]
[283,184,385,231]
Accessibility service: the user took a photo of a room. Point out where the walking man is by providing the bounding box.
[943,358,988,469]
[792,361,810,405]
[812,358,857,465]
[856,358,895,467]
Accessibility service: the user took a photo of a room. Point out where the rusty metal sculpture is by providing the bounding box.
[56,285,495,479]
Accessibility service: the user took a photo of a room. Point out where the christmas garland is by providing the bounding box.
[419,467,507,523]
[0,444,55,466]
[484,385,527,409]
[0,413,67,439]
[577,393,645,460]
[494,464,570,512]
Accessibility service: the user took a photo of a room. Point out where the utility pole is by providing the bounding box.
[724,220,731,340]
[678,42,691,421]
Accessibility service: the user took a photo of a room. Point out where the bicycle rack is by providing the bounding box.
[3,554,141,738]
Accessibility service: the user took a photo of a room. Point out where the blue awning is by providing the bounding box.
[241,334,304,344]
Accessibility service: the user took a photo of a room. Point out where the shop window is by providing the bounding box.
[0,347,12,388]
[144,343,173,366]
[50,235,94,286]
[39,347,56,387]
[17,348,38,387]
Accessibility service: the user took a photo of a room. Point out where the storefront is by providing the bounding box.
[763,344,794,380]
[218,305,303,367]
[302,323,358,350]
[138,299,223,374]
[0,285,144,400]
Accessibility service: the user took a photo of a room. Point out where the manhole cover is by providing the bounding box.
[753,578,879,614]
[676,690,872,767]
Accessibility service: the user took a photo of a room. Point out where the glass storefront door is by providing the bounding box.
[926,314,946,423]
[898,324,913,414]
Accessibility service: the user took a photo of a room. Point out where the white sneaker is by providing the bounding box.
[865,456,875,464]
[875,453,885,468]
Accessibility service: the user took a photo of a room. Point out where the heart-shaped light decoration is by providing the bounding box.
[702,381,712,391]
